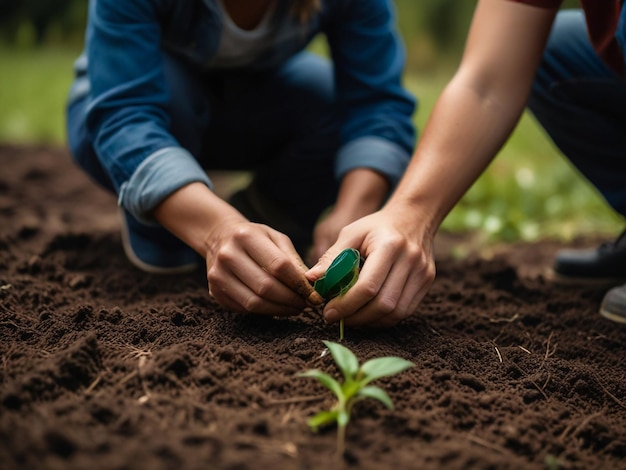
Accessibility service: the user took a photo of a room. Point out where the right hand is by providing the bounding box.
[205,218,324,316]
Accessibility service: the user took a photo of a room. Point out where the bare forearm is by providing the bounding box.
[388,78,525,233]
[387,0,555,237]
[152,182,245,256]
[334,168,390,219]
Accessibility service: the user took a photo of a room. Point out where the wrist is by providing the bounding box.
[334,168,390,219]
[153,183,247,255]
[381,196,440,241]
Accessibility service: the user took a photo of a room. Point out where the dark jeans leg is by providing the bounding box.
[67,51,340,233]
[528,9,626,217]
[202,52,341,232]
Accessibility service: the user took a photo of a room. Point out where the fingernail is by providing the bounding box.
[324,309,338,323]
[307,291,324,305]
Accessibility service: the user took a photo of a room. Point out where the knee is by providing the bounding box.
[530,10,587,103]
[545,10,586,54]
[281,53,335,110]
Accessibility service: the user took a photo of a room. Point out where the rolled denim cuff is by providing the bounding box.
[335,136,411,188]
[118,147,213,224]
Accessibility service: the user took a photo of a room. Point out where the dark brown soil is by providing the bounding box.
[1,145,625,470]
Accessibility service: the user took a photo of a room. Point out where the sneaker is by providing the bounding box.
[550,229,626,286]
[600,284,626,324]
[119,208,200,274]
[228,183,312,258]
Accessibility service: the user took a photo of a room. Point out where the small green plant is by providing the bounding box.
[299,340,414,458]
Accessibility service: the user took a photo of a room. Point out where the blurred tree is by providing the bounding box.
[0,0,589,52]
[393,0,584,71]
[0,0,86,46]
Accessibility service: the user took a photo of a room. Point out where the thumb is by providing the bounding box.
[305,244,345,281]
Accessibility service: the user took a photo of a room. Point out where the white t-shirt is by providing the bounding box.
[210,0,278,68]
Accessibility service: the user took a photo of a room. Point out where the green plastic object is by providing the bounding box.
[313,248,363,301]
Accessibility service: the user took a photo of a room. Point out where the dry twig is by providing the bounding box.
[489,313,520,324]
[494,346,503,363]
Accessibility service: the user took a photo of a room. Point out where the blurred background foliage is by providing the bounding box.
[0,0,622,243]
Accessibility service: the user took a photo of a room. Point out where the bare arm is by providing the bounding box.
[390,0,557,229]
[308,0,558,326]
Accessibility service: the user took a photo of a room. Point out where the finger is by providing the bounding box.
[340,255,411,327]
[369,279,432,328]
[247,229,324,305]
[395,261,435,320]
[322,246,395,323]
[365,258,435,328]
[229,252,309,309]
[272,230,309,270]
[209,267,303,317]
[305,243,346,281]
[207,240,305,315]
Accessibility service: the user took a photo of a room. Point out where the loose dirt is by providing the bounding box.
[1,145,625,469]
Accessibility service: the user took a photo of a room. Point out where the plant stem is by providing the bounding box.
[339,319,344,341]
[337,423,346,462]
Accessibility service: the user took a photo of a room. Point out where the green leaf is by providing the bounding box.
[307,410,339,431]
[358,385,394,409]
[323,340,359,380]
[298,369,344,400]
[341,379,363,402]
[360,357,414,384]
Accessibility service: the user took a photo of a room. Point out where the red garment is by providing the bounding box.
[509,0,623,75]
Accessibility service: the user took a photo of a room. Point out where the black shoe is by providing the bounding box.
[600,284,626,324]
[551,229,626,286]
[228,183,312,258]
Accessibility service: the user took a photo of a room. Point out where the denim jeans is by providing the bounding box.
[528,9,626,218]
[68,51,340,232]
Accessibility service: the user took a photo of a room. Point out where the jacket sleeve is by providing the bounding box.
[85,0,212,223]
[325,0,417,187]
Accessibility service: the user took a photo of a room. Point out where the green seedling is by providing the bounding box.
[299,340,414,458]
[313,248,363,341]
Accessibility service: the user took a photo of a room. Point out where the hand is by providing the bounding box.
[152,183,323,316]
[306,205,436,327]
[311,208,358,265]
[205,219,323,316]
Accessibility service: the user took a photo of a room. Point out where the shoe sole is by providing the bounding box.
[600,307,626,324]
[546,268,626,288]
[119,209,199,275]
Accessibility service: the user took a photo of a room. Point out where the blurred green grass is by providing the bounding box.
[405,73,624,243]
[0,45,622,242]
[0,45,80,144]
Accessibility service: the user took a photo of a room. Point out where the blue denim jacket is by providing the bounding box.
[69,0,416,222]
